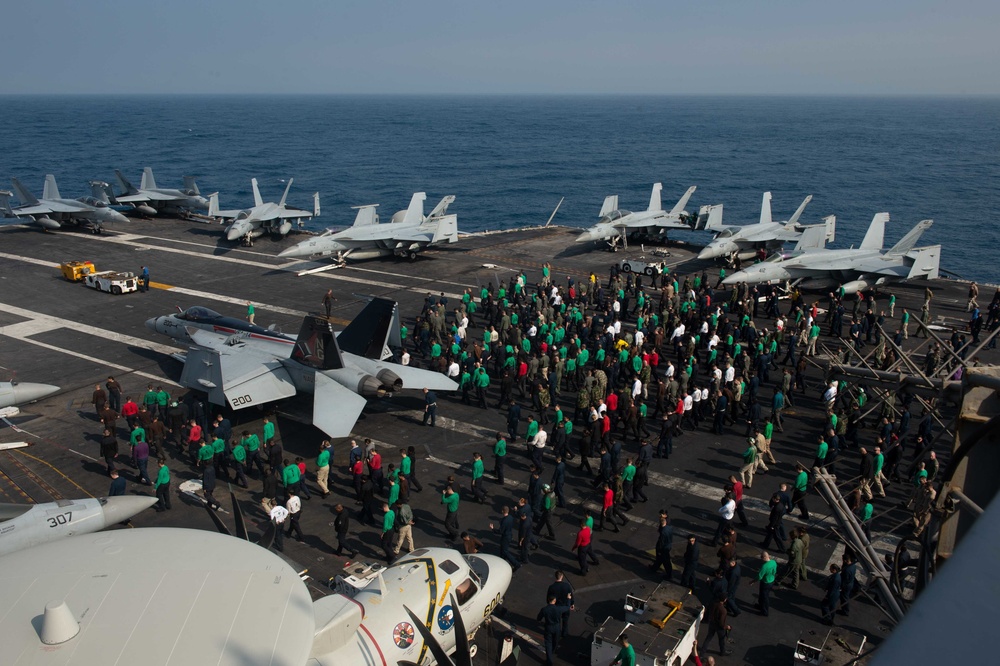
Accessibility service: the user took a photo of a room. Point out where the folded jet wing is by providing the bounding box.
[312,373,368,438]
[178,336,297,409]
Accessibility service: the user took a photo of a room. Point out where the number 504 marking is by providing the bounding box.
[47,512,72,528]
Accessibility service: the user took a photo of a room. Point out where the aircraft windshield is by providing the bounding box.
[454,577,479,605]
[236,211,250,220]
[180,306,222,321]
[599,210,631,224]
[717,229,734,238]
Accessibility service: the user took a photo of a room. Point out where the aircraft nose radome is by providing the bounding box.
[100,495,158,526]
[144,317,160,333]
[697,246,719,260]
[722,273,742,286]
[278,245,305,258]
[10,383,60,404]
[575,231,594,243]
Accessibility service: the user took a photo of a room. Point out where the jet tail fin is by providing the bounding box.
[698,204,725,231]
[11,178,39,206]
[182,175,200,195]
[208,193,219,217]
[43,175,61,200]
[431,214,459,245]
[823,214,836,244]
[141,167,157,190]
[667,186,697,216]
[290,315,344,370]
[114,170,138,195]
[88,181,111,205]
[859,213,890,250]
[251,178,263,207]
[278,179,293,207]
[313,192,320,217]
[400,192,426,225]
[351,204,379,227]
[427,195,456,219]
[647,182,663,212]
[794,219,833,251]
[787,195,813,226]
[905,245,941,280]
[759,191,773,225]
[338,298,399,360]
[888,219,933,255]
[0,190,13,215]
[599,195,618,218]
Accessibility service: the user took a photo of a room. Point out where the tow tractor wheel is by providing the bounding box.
[112,286,122,295]
[622,263,632,273]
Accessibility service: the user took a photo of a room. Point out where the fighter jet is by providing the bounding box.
[0,381,59,409]
[207,178,320,242]
[0,175,130,232]
[277,192,458,267]
[145,298,458,438]
[111,167,209,216]
[723,214,941,294]
[696,192,836,260]
[0,496,157,558]
[575,183,697,249]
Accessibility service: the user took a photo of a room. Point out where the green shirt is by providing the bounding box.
[613,644,636,666]
[212,438,225,455]
[232,444,246,463]
[494,439,507,457]
[263,422,275,442]
[795,470,809,492]
[758,559,777,584]
[472,459,484,480]
[874,453,884,474]
[526,422,539,439]
[383,509,396,534]
[564,421,573,436]
[282,464,301,487]
[401,456,412,475]
[143,390,158,406]
[154,465,170,488]
[743,446,757,464]
[862,503,874,521]
[764,422,774,440]
[388,482,400,506]
[441,492,460,513]
[156,390,169,406]
[197,445,215,462]
[243,433,260,451]
[130,427,146,445]
[816,441,828,461]
[317,449,331,468]
[621,464,636,482]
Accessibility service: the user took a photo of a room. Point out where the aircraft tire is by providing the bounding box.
[469,642,478,658]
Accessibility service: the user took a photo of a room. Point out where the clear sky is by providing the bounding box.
[2,0,997,95]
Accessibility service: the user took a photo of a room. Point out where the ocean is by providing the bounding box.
[1,95,997,281]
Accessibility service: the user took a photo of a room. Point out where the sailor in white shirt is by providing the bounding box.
[724,364,735,385]
[670,323,686,342]
[401,350,411,366]
[447,361,461,378]
[665,361,675,380]
[632,378,642,399]
[634,330,645,348]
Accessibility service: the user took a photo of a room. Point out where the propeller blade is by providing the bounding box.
[449,593,473,666]
[231,491,249,541]
[403,605,454,666]
[257,519,277,550]
[203,499,231,536]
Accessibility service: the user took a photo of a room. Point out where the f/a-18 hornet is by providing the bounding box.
[575,182,697,249]
[208,177,320,242]
[1,175,130,232]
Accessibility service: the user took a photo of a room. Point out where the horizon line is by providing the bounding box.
[1,92,999,99]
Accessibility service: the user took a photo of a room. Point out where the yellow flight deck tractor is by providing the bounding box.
[59,260,97,281]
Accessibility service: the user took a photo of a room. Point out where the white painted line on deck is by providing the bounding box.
[0,442,30,451]
[68,448,99,462]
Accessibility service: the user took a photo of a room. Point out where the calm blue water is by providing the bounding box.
[1,95,998,281]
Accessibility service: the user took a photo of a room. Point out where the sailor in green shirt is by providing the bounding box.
[316,441,332,497]
[431,341,442,358]
[241,431,263,477]
[153,461,171,511]
[793,463,810,520]
[212,437,225,457]
[813,436,829,468]
[493,434,507,484]
[282,460,301,493]
[441,486,460,540]
[525,417,539,445]
[155,387,170,417]
[387,477,400,506]
[231,441,248,487]
[471,452,486,503]
[143,385,158,410]
[262,417,275,444]
[130,424,146,446]
[400,449,412,478]
[757,551,778,615]
[197,441,215,466]
[611,635,635,666]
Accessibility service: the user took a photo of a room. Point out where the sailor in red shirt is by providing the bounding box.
[571,518,599,575]
[728,474,750,527]
[351,458,364,502]
[368,450,384,492]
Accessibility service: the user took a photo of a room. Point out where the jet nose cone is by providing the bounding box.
[9,382,60,404]
[722,273,741,286]
[278,245,303,258]
[145,317,161,333]
[112,211,130,223]
[697,246,718,260]
[100,495,158,526]
[226,225,246,242]
[575,231,594,243]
